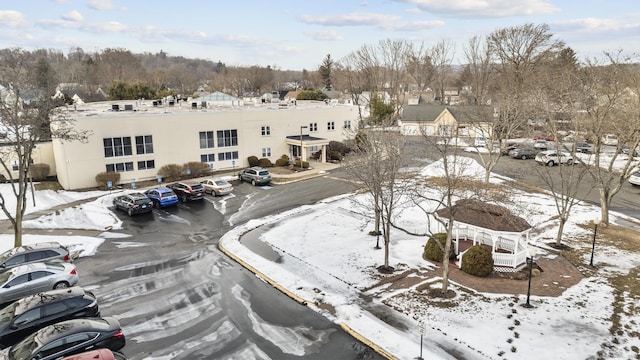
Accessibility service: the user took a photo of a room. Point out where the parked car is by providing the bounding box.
[0,317,125,360]
[112,192,153,216]
[166,181,205,203]
[628,172,640,186]
[474,136,486,147]
[143,187,179,208]
[500,141,518,155]
[508,147,536,160]
[0,243,73,274]
[574,142,594,154]
[238,167,272,186]
[200,178,233,196]
[0,263,79,305]
[0,287,99,349]
[602,134,619,146]
[533,139,549,150]
[621,144,640,157]
[535,150,574,166]
[62,349,127,360]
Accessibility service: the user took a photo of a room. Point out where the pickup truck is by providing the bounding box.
[167,181,205,202]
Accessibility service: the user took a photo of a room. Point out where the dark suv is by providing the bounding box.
[112,192,153,216]
[238,167,272,186]
[0,287,99,348]
[167,181,205,202]
[0,243,73,274]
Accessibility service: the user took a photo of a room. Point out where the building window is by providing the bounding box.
[327,121,335,130]
[135,135,154,154]
[106,162,134,172]
[137,160,155,170]
[309,123,318,132]
[199,131,214,149]
[217,129,238,147]
[343,120,351,129]
[262,148,271,157]
[261,126,271,136]
[103,137,132,158]
[218,151,239,161]
[200,154,215,162]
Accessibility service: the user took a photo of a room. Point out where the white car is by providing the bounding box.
[535,150,574,166]
[0,262,79,304]
[200,178,234,196]
[629,172,640,186]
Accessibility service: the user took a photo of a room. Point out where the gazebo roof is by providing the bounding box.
[435,199,532,233]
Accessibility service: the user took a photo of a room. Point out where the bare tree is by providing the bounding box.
[342,123,409,272]
[576,51,640,224]
[0,49,91,246]
[406,42,435,91]
[431,39,456,104]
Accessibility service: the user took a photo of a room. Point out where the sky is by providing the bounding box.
[1,151,639,359]
[0,0,639,70]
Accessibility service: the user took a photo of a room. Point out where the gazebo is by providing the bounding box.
[435,199,533,272]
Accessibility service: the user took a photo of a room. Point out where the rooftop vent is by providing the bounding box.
[192,102,198,109]
[111,104,120,111]
[124,104,133,111]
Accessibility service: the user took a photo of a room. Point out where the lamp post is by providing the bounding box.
[590,218,600,267]
[299,125,308,168]
[524,248,537,308]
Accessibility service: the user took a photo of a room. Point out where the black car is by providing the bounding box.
[166,182,205,202]
[112,193,153,216]
[0,317,125,360]
[508,147,537,160]
[0,287,99,349]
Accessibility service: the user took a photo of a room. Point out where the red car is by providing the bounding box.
[62,349,126,360]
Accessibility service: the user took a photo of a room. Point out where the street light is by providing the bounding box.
[590,218,600,267]
[523,248,537,308]
[299,125,308,168]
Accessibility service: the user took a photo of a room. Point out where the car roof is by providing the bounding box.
[33,317,117,343]
[148,186,172,191]
[13,287,87,315]
[7,262,70,275]
[1,242,65,257]
[125,192,148,199]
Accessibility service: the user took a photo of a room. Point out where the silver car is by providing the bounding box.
[0,263,79,304]
[0,242,74,274]
[200,178,234,196]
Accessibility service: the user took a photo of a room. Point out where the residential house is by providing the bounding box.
[399,105,494,140]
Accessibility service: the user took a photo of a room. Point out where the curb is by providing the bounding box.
[218,238,395,360]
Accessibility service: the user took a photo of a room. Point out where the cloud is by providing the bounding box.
[299,13,399,27]
[87,0,114,11]
[395,0,559,18]
[384,20,445,31]
[305,29,344,41]
[553,17,640,33]
[62,10,83,22]
[0,10,27,28]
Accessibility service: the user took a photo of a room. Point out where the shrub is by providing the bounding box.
[95,172,120,189]
[247,156,260,167]
[275,158,289,166]
[460,245,494,277]
[29,163,50,181]
[329,150,343,161]
[158,164,183,181]
[423,233,455,262]
[294,160,309,168]
[258,158,273,167]
[183,161,212,177]
[0,174,5,182]
[327,140,351,156]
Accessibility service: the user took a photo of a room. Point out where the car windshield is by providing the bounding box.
[191,184,203,190]
[9,332,40,360]
[258,171,269,176]
[214,180,229,186]
[0,271,12,283]
[0,302,17,327]
[134,199,150,205]
[0,249,14,265]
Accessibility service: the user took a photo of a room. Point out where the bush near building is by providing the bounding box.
[29,163,50,181]
[158,164,183,181]
[460,245,494,277]
[423,233,455,262]
[183,161,212,177]
[95,172,121,189]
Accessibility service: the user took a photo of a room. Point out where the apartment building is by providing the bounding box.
[51,99,359,190]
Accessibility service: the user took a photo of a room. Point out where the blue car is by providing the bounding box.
[144,187,179,208]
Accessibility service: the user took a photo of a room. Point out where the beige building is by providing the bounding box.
[399,105,493,138]
[51,100,359,190]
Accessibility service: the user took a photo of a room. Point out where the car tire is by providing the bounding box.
[181,194,187,203]
[238,175,242,181]
[566,159,574,165]
[251,179,256,186]
[154,200,160,208]
[128,208,133,216]
[521,155,527,160]
[546,161,555,166]
[53,281,70,289]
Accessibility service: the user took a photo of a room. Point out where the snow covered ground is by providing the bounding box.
[1,156,639,359]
